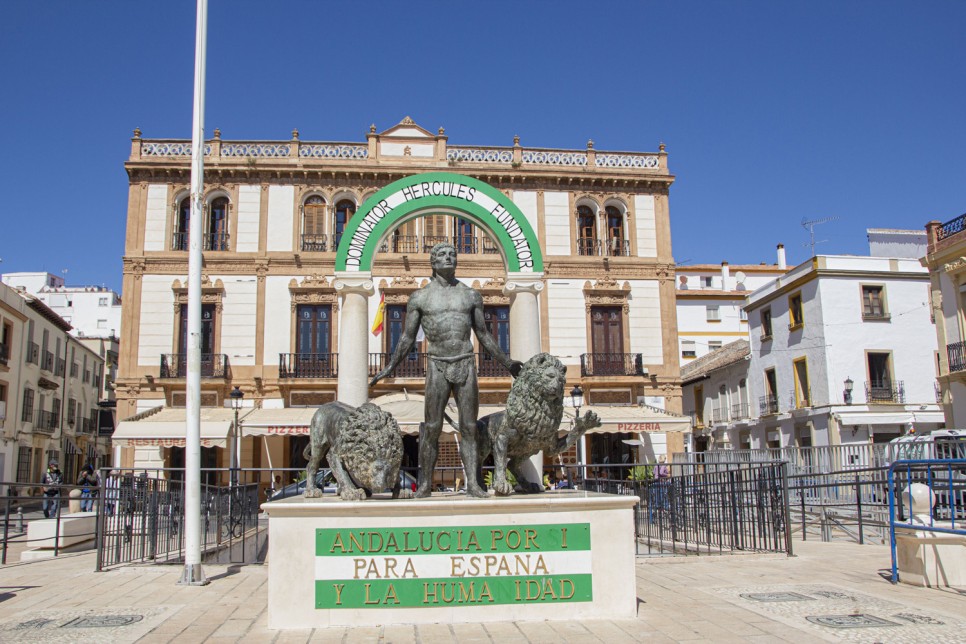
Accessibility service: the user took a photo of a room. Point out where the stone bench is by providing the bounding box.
[21,513,98,561]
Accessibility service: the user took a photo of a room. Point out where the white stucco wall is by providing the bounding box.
[143,184,168,251]
[264,276,293,362]
[215,276,258,366]
[543,192,571,256]
[633,195,656,258]
[546,280,587,366]
[627,280,663,365]
[266,186,295,252]
[236,185,261,253]
[137,275,175,366]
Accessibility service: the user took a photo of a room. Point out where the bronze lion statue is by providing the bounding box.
[477,353,600,496]
[303,402,409,501]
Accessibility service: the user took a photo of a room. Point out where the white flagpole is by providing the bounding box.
[179,0,209,586]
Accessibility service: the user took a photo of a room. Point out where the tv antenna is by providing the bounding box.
[801,216,838,256]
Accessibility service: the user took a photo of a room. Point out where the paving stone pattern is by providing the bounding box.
[0,540,962,642]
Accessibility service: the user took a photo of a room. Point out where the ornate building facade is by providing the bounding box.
[114,118,686,475]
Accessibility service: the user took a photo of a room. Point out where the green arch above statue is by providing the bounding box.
[334,172,544,273]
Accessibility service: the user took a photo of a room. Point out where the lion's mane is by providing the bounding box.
[503,353,568,451]
[336,403,403,492]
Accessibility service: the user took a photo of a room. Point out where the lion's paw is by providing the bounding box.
[340,487,366,501]
[575,410,601,431]
[492,481,515,496]
[303,488,323,499]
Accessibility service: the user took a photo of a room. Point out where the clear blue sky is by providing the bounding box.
[2,1,964,292]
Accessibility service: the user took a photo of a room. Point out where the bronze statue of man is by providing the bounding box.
[369,242,522,498]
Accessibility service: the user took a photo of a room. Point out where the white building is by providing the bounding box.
[683,246,942,454]
[676,247,787,365]
[0,281,110,488]
[923,216,966,428]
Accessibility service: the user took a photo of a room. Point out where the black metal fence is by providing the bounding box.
[96,469,264,571]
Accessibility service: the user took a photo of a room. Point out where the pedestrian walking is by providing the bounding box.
[77,464,100,512]
[41,460,62,519]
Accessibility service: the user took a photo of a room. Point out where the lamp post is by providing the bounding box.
[843,377,854,405]
[229,386,243,486]
[570,384,584,419]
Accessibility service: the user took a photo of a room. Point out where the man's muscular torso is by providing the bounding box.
[410,281,481,358]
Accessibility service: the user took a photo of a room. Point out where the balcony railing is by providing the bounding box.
[580,353,645,377]
[171,231,229,251]
[948,340,966,373]
[575,237,630,257]
[711,406,727,424]
[0,342,7,366]
[36,409,57,432]
[41,350,54,372]
[477,352,512,378]
[55,359,65,377]
[937,212,966,242]
[159,354,229,379]
[866,380,905,404]
[279,353,338,379]
[731,402,749,420]
[204,232,229,251]
[423,236,449,254]
[604,238,630,257]
[759,395,779,416]
[301,233,328,252]
[379,235,420,254]
[368,352,428,379]
[577,237,599,256]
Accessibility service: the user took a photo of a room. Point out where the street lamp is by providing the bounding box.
[843,377,854,405]
[570,384,584,419]
[229,386,244,486]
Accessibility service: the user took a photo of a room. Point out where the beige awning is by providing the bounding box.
[113,407,236,448]
[560,405,692,434]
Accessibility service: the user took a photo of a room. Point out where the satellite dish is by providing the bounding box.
[734,271,747,283]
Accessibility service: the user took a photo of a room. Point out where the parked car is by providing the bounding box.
[270,468,417,501]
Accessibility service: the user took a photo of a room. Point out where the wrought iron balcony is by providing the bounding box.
[204,232,229,251]
[301,233,328,252]
[759,394,779,416]
[937,212,966,242]
[382,235,420,254]
[422,236,449,254]
[368,352,428,379]
[948,340,966,373]
[171,231,231,251]
[55,359,65,377]
[731,402,749,420]
[159,353,229,379]
[580,353,645,377]
[0,342,7,366]
[36,409,57,432]
[41,350,54,372]
[866,380,905,404]
[605,238,630,257]
[279,353,338,379]
[477,352,512,378]
[577,237,599,256]
[711,406,728,424]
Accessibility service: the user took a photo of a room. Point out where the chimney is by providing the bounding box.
[720,262,729,290]
[777,244,786,270]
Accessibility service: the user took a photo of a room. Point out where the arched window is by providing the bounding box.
[333,200,355,248]
[302,195,326,251]
[576,205,597,256]
[207,196,229,251]
[605,205,627,256]
[173,196,190,250]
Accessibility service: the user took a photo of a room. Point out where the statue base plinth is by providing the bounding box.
[263,491,638,628]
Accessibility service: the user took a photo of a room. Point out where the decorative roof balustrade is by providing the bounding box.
[132,136,666,173]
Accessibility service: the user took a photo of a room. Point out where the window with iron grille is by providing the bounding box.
[22,388,34,422]
[788,293,804,329]
[16,447,31,483]
[67,398,76,425]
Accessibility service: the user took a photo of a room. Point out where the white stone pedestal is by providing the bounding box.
[263,491,638,629]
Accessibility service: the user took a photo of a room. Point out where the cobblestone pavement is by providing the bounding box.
[0,540,962,642]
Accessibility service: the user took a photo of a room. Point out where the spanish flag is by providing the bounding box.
[371,292,385,336]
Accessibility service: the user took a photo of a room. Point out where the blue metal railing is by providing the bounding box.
[888,459,966,583]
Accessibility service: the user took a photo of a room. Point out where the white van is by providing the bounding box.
[887,429,966,463]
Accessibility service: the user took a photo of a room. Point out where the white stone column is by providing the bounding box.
[334,272,374,408]
[504,273,546,480]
